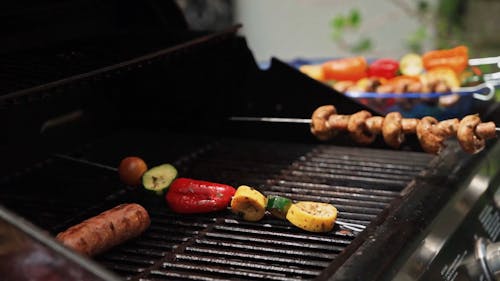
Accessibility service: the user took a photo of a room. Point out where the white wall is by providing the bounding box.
[234,0,436,63]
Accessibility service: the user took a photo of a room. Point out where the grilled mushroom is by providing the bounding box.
[382,112,405,148]
[457,114,485,154]
[310,105,337,141]
[416,116,445,154]
[347,110,376,145]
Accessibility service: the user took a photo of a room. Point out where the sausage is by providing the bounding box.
[56,203,150,257]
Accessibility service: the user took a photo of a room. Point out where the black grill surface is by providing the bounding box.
[0,129,434,280]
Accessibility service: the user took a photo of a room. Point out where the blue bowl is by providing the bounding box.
[287,57,496,120]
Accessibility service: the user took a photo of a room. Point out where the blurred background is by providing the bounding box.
[175,0,500,62]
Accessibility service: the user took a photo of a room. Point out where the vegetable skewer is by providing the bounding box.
[54,154,367,233]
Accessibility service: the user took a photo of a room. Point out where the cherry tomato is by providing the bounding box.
[368,58,399,79]
[322,57,368,81]
[422,45,468,74]
[118,156,148,186]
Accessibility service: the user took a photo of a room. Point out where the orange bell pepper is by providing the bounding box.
[422,45,469,74]
[322,57,368,81]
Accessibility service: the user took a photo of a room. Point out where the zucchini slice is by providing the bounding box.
[142,164,178,195]
[266,195,292,219]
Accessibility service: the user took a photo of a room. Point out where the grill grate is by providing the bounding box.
[0,133,434,280]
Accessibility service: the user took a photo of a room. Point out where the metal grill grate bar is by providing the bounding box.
[174,254,322,276]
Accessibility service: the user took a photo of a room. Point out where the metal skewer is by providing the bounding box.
[53,153,119,172]
[229,116,500,132]
[230,116,312,124]
[335,220,366,232]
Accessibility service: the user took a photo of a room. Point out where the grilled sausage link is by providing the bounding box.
[310,105,497,154]
[56,203,150,257]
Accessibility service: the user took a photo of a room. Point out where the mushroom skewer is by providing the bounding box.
[229,106,498,155]
[310,105,497,154]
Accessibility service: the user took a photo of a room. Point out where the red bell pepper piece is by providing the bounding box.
[165,178,236,214]
[368,58,399,79]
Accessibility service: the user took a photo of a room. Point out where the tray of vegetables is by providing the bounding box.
[296,46,498,120]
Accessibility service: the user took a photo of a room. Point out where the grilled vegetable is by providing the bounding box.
[266,195,292,219]
[118,156,148,186]
[399,53,423,76]
[368,58,399,79]
[166,178,236,214]
[142,163,178,195]
[286,201,338,232]
[299,64,325,81]
[230,185,267,221]
[422,66,460,90]
[422,45,468,74]
[460,66,483,87]
[322,56,368,82]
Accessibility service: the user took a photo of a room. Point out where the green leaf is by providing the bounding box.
[417,1,429,13]
[414,26,427,40]
[348,9,361,28]
[405,26,428,53]
[330,16,346,30]
[331,29,342,41]
[351,38,372,53]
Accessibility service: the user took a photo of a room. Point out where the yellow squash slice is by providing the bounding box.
[399,53,424,76]
[230,185,267,221]
[286,201,338,232]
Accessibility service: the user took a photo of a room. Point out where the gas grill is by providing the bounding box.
[1,1,500,281]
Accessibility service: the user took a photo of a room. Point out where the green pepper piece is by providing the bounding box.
[267,195,292,219]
